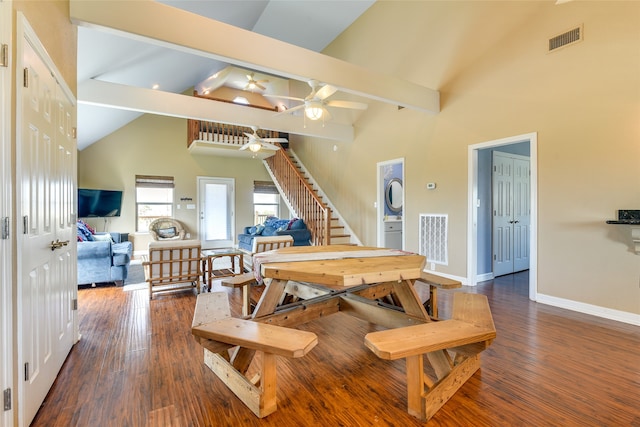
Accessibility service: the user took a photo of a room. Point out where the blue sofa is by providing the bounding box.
[77,221,133,286]
[237,217,311,252]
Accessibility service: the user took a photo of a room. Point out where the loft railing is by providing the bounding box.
[265,149,330,246]
[187,120,280,148]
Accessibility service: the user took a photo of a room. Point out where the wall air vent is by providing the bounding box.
[548,25,583,52]
[419,214,448,266]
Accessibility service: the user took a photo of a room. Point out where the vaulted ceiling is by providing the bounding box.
[74,0,439,150]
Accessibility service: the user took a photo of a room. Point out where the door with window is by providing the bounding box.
[493,151,530,277]
[198,177,235,249]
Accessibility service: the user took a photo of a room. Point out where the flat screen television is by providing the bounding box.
[78,188,123,218]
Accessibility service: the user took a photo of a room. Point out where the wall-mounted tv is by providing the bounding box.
[78,188,123,218]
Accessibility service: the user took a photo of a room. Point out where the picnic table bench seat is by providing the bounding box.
[191,292,317,418]
[364,292,496,421]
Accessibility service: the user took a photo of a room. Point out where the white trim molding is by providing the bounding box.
[536,293,640,326]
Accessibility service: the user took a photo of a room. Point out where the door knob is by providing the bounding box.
[49,239,69,251]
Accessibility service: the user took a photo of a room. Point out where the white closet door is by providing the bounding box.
[17,18,77,426]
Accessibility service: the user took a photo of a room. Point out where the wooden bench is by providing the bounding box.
[416,271,462,318]
[191,292,317,418]
[364,292,496,422]
[221,272,256,317]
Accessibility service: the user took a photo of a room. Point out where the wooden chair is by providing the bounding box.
[223,235,293,316]
[144,240,202,299]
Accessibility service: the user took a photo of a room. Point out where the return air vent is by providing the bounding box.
[419,214,448,265]
[548,25,583,52]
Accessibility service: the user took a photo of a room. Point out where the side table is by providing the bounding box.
[201,248,244,288]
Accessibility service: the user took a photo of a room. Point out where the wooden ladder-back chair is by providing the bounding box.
[144,240,202,299]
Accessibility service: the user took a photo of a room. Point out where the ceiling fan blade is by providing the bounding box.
[256,83,266,91]
[262,138,288,143]
[315,84,338,100]
[261,142,281,150]
[246,73,253,80]
[264,94,305,102]
[243,132,256,139]
[239,143,251,151]
[326,100,368,110]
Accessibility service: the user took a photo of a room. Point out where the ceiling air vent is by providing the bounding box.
[548,25,583,52]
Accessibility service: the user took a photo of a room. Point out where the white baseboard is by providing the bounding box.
[476,273,494,283]
[422,269,468,286]
[536,293,640,326]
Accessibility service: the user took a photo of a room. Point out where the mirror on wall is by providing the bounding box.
[385,178,403,213]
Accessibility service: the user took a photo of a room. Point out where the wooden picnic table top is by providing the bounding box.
[257,245,426,289]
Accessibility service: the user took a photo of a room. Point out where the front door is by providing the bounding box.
[493,151,530,277]
[17,22,77,425]
[198,177,235,249]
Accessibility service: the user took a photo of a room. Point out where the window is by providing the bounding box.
[253,181,279,224]
[136,175,174,232]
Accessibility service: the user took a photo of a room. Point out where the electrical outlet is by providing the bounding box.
[186,233,191,238]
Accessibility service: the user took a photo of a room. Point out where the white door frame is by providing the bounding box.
[376,158,405,249]
[0,0,13,424]
[467,132,538,301]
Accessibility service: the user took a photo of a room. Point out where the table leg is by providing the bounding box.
[392,279,430,320]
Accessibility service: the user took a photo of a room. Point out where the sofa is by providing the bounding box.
[77,221,133,286]
[237,217,311,252]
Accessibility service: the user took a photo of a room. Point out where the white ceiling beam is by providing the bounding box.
[70,0,440,114]
[78,79,354,142]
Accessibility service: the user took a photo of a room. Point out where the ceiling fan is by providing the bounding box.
[240,126,287,152]
[244,72,269,91]
[267,80,368,122]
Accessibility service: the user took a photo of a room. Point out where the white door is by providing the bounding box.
[493,151,530,276]
[1,0,13,423]
[198,177,235,249]
[17,21,77,426]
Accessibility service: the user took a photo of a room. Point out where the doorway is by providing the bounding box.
[377,159,404,249]
[468,133,537,301]
[492,151,530,276]
[198,177,235,249]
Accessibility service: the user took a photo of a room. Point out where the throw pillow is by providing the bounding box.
[290,218,306,230]
[255,224,265,235]
[93,233,113,242]
[157,227,177,239]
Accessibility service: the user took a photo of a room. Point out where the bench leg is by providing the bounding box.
[241,284,251,317]
[204,348,279,418]
[405,353,481,421]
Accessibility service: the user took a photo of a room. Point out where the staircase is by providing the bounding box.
[187,119,358,246]
[263,148,357,246]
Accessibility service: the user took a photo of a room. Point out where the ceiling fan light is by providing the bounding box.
[305,102,323,120]
[248,142,261,152]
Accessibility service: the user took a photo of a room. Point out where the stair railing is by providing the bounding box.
[265,149,330,246]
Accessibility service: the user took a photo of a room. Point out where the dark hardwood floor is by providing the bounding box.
[32,272,640,426]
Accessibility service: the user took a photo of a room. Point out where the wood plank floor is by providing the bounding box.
[32,272,640,426]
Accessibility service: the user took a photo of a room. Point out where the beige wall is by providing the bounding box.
[76,1,639,317]
[292,1,640,315]
[77,114,275,253]
[14,0,76,94]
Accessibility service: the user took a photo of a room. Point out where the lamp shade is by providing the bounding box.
[305,101,324,120]
[249,142,261,152]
